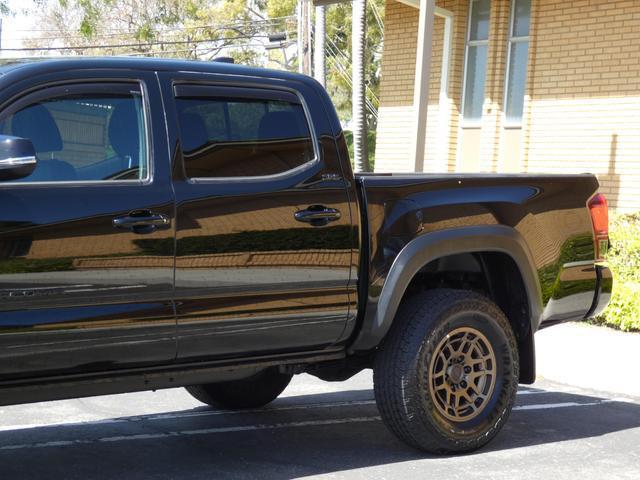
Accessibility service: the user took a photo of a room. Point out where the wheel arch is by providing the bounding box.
[350,225,542,383]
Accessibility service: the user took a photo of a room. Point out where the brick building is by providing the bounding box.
[374,0,640,211]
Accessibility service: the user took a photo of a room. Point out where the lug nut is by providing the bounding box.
[460,381,467,388]
[464,366,471,374]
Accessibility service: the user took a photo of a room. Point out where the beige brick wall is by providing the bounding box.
[524,0,640,211]
[376,0,640,212]
[376,0,467,173]
[478,0,511,172]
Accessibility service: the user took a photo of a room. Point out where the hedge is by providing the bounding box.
[595,211,640,332]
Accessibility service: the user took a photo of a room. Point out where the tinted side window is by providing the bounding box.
[175,92,315,178]
[0,84,147,182]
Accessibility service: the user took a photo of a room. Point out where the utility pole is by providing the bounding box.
[297,0,312,76]
[352,0,369,172]
[314,5,326,86]
[297,1,304,74]
[305,1,312,76]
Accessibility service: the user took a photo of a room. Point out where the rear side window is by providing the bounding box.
[0,83,148,183]
[174,86,315,179]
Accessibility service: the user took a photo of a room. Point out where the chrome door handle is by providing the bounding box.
[113,210,170,234]
[294,205,341,227]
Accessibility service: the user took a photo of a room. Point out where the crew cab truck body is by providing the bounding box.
[0,58,612,453]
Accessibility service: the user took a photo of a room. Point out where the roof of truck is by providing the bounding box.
[0,56,313,84]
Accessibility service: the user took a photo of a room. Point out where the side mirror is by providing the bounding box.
[0,135,37,181]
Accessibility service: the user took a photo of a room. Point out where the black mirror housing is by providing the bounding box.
[0,135,37,181]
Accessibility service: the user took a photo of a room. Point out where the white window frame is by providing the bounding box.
[460,0,491,128]
[503,0,531,128]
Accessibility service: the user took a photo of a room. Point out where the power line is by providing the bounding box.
[370,1,385,33]
[6,15,296,35]
[2,34,283,52]
[326,35,379,106]
[120,43,270,57]
[326,46,378,117]
[325,41,378,119]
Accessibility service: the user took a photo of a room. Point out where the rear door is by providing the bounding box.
[0,71,176,378]
[159,72,356,361]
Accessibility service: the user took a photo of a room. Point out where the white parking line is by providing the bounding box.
[513,400,613,411]
[0,417,382,451]
[0,390,551,433]
[0,399,378,433]
[0,397,620,451]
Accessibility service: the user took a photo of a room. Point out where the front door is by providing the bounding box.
[160,73,356,361]
[0,73,176,379]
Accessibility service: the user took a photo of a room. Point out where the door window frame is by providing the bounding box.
[0,80,153,188]
[172,82,320,184]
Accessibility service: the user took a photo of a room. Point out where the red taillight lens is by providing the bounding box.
[588,193,609,262]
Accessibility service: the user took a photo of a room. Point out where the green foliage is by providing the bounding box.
[266,0,296,19]
[0,258,74,274]
[27,0,264,63]
[326,0,384,127]
[596,212,640,331]
[606,212,640,283]
[265,0,384,126]
[598,282,640,332]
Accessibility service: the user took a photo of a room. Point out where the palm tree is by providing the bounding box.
[352,0,369,172]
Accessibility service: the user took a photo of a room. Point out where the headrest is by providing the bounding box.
[258,111,306,140]
[11,104,63,153]
[178,112,209,152]
[108,101,140,160]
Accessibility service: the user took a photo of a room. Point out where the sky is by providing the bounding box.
[0,0,49,58]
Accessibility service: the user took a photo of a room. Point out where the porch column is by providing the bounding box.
[412,0,436,172]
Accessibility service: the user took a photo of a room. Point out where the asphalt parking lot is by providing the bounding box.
[0,370,638,480]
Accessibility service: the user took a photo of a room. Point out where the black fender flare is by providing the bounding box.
[349,225,543,358]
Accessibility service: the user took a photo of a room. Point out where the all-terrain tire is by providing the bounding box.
[373,288,519,454]
[186,368,293,409]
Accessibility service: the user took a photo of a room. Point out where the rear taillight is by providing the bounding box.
[588,193,609,262]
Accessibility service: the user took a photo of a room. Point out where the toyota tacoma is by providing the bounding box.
[0,58,612,453]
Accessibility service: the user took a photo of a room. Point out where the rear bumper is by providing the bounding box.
[585,264,613,319]
[539,262,612,329]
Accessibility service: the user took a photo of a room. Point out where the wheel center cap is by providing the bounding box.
[449,363,464,384]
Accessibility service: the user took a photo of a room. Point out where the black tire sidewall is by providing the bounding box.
[415,303,518,445]
[187,368,293,409]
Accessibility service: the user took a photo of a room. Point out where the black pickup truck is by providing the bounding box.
[0,58,612,453]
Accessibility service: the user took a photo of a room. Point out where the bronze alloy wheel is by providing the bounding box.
[428,326,497,422]
[374,289,519,453]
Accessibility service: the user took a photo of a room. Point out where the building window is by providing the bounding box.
[462,0,491,125]
[504,0,531,125]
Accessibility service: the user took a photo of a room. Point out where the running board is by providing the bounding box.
[0,349,346,407]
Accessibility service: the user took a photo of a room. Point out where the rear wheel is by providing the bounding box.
[186,367,293,410]
[374,289,519,453]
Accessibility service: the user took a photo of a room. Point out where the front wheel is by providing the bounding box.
[374,289,519,453]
